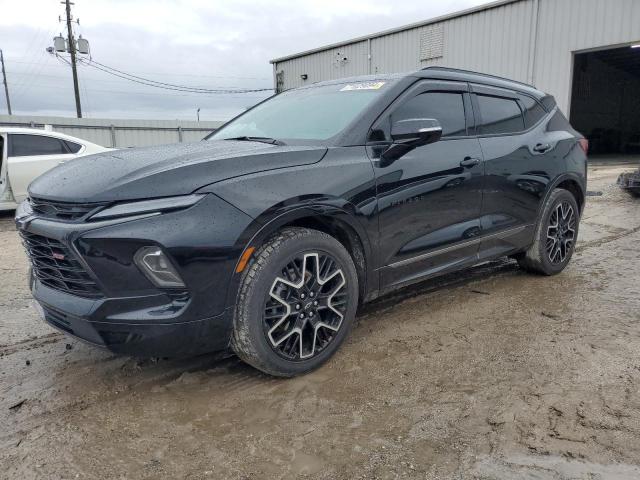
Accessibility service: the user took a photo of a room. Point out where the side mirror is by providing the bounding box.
[391,118,443,146]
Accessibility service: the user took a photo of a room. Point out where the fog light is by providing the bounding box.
[134,246,185,288]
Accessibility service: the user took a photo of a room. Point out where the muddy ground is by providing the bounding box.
[1,161,640,480]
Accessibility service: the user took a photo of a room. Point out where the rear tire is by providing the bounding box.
[231,227,359,377]
[517,188,580,276]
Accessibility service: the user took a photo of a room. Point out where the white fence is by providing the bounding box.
[0,114,225,148]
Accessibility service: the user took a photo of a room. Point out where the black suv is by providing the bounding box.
[16,68,588,377]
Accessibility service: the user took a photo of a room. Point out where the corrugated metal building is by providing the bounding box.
[0,115,223,148]
[271,0,640,155]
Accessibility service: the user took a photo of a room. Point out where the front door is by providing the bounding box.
[367,80,485,290]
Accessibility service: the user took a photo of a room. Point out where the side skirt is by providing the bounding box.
[376,224,533,296]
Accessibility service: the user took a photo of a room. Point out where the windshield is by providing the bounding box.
[209,81,391,143]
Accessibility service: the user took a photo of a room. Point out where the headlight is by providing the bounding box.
[90,194,205,221]
[134,246,185,288]
[15,199,33,220]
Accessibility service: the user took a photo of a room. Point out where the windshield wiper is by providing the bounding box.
[224,136,286,146]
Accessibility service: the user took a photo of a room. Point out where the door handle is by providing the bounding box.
[460,157,481,168]
[533,143,552,153]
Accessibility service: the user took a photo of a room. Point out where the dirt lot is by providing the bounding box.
[1,162,640,480]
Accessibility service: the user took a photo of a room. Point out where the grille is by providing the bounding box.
[29,197,103,221]
[20,232,103,298]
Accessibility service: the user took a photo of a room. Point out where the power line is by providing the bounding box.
[12,27,60,99]
[10,70,269,92]
[8,59,269,81]
[7,81,269,99]
[11,26,59,98]
[14,57,270,99]
[84,58,265,91]
[77,57,273,94]
[78,58,273,94]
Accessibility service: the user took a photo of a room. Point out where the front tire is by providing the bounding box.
[231,228,359,377]
[517,188,580,276]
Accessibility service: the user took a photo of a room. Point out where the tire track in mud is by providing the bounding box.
[0,333,63,357]
[576,224,640,252]
[1,354,285,449]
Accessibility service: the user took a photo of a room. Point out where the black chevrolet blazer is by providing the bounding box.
[16,67,588,377]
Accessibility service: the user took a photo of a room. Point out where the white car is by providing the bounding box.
[0,127,110,211]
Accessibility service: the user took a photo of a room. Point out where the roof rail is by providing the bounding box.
[421,66,537,90]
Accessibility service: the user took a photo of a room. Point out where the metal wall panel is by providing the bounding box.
[272,0,640,114]
[275,40,370,90]
[434,0,534,82]
[274,1,535,89]
[533,0,640,113]
[0,115,223,148]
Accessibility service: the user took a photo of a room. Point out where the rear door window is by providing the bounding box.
[477,95,525,135]
[9,134,69,157]
[391,92,467,137]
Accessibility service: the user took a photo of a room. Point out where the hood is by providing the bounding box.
[28,140,327,203]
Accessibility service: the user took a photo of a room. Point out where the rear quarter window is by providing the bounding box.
[64,140,82,153]
[519,95,548,128]
[540,95,557,112]
[546,110,572,132]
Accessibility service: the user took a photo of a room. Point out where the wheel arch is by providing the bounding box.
[226,205,378,311]
[279,214,369,303]
[538,173,586,223]
[556,178,585,214]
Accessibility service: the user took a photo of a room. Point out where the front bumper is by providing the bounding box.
[33,280,233,356]
[618,171,640,195]
[16,194,254,357]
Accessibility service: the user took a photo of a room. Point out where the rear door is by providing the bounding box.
[471,84,557,259]
[368,80,485,290]
[7,133,76,202]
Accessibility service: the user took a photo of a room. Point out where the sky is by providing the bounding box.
[0,0,489,121]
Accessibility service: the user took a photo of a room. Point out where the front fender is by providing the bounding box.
[221,203,378,311]
[198,146,380,307]
[246,203,374,261]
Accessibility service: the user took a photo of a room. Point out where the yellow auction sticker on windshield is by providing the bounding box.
[340,81,386,91]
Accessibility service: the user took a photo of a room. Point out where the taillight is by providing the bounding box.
[578,138,589,155]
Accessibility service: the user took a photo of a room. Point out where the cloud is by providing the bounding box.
[0,0,488,120]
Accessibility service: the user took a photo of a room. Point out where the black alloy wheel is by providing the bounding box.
[231,228,358,377]
[545,201,577,265]
[264,252,348,361]
[516,188,580,276]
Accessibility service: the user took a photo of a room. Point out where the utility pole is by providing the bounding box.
[48,2,89,118]
[0,49,11,115]
[63,0,82,118]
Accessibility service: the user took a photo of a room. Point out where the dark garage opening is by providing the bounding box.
[570,45,640,157]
